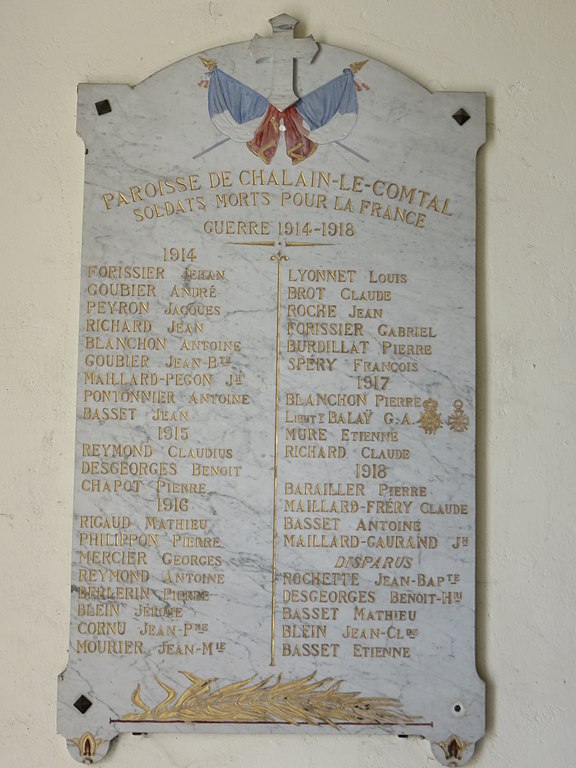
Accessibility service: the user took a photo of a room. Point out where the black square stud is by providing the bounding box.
[73,695,93,714]
[95,99,112,116]
[452,108,470,126]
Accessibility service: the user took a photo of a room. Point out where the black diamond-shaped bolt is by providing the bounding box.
[452,108,470,126]
[95,99,112,116]
[74,695,93,714]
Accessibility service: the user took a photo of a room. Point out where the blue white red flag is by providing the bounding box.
[205,66,359,164]
[207,68,269,141]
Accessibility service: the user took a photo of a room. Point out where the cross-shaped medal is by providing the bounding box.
[249,13,319,111]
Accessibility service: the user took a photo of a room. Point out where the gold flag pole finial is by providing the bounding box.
[200,56,218,71]
[350,59,368,74]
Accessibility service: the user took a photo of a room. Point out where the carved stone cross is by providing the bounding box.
[249,14,319,111]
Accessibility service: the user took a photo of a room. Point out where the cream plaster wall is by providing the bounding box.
[1,1,574,765]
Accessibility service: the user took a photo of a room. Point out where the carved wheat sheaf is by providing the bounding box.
[122,672,419,726]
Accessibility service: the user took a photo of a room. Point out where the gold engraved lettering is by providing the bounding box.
[283,498,359,514]
[188,392,250,405]
[80,515,132,528]
[353,608,417,622]
[84,389,174,404]
[288,268,356,283]
[343,625,414,639]
[381,342,432,356]
[282,607,339,621]
[280,191,327,208]
[164,301,221,316]
[145,516,209,531]
[284,445,346,459]
[184,268,225,280]
[156,480,206,494]
[77,587,149,600]
[216,190,271,208]
[79,550,148,564]
[78,568,150,583]
[282,572,358,586]
[284,482,365,496]
[366,500,412,513]
[88,265,165,280]
[170,535,220,548]
[133,605,183,618]
[357,519,419,532]
[161,554,222,566]
[80,459,175,476]
[157,642,197,655]
[76,640,143,654]
[360,558,414,576]
[77,603,120,617]
[283,589,375,604]
[353,644,411,658]
[365,535,437,549]
[420,503,468,515]
[87,282,156,298]
[282,642,339,657]
[102,176,201,209]
[170,285,216,298]
[82,407,137,421]
[283,516,340,531]
[286,393,367,407]
[133,197,206,222]
[81,479,142,493]
[84,353,149,368]
[191,463,241,477]
[162,589,209,602]
[282,624,327,638]
[203,220,270,235]
[283,534,359,547]
[378,484,427,497]
[375,396,421,407]
[139,622,177,637]
[77,621,126,635]
[237,169,333,188]
[163,571,224,585]
[348,305,384,318]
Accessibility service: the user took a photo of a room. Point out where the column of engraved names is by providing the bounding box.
[74,248,245,660]
[280,265,370,662]
[76,261,167,657]
[279,263,466,666]
[146,246,240,658]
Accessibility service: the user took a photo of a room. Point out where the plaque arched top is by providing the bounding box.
[77,17,485,160]
[132,12,432,101]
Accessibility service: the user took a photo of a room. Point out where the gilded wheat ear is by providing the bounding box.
[122,673,420,726]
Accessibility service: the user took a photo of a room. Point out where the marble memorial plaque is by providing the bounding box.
[59,15,486,766]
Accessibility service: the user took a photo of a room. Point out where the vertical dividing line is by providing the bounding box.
[270,253,284,667]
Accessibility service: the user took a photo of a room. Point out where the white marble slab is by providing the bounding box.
[59,16,485,766]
